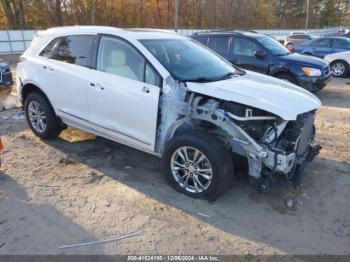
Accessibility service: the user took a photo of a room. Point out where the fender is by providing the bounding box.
[269,64,295,77]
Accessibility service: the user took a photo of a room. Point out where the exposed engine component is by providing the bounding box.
[156,85,320,191]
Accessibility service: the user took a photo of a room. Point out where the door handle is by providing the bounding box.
[142,86,150,93]
[43,65,53,71]
[91,82,104,90]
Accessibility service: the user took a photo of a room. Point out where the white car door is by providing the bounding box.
[44,34,95,125]
[88,35,161,151]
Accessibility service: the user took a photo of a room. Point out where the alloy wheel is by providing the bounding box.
[331,63,345,77]
[28,100,47,133]
[170,146,213,193]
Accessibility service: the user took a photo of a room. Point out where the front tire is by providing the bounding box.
[276,73,297,85]
[24,92,62,139]
[330,60,349,77]
[163,130,233,200]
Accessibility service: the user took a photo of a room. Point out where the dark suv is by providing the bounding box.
[191,31,331,93]
[0,59,13,89]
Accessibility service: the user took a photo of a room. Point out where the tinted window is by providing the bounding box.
[311,38,330,47]
[54,35,93,67]
[232,37,261,56]
[208,36,230,53]
[332,38,350,48]
[192,36,208,45]
[290,34,311,40]
[39,37,61,58]
[97,36,161,86]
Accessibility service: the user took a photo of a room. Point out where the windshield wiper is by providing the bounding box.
[180,77,216,83]
[181,72,237,83]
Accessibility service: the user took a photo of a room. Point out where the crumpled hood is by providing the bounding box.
[186,70,321,120]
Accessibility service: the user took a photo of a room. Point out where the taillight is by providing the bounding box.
[0,138,3,151]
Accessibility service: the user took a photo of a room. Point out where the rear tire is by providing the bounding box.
[163,130,233,200]
[330,60,349,78]
[24,92,62,139]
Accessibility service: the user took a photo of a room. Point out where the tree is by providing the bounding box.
[1,0,27,29]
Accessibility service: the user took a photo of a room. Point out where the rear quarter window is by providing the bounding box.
[39,37,61,58]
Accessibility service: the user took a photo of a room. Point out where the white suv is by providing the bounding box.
[17,26,322,199]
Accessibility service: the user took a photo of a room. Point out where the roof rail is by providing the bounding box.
[193,29,244,35]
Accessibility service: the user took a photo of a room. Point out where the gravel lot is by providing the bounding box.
[0,69,349,255]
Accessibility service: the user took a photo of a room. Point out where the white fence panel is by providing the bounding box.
[0,30,38,54]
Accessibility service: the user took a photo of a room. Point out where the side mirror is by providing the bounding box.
[254,50,266,59]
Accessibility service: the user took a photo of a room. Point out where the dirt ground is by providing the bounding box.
[0,69,349,255]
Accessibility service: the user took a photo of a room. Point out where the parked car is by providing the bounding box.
[285,33,313,46]
[0,59,13,89]
[17,26,321,199]
[295,37,350,58]
[324,51,350,77]
[191,31,331,93]
[336,28,349,36]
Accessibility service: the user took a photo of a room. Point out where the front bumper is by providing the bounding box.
[297,72,332,93]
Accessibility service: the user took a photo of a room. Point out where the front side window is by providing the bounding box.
[208,36,230,53]
[141,38,238,82]
[233,37,262,56]
[145,63,161,86]
[39,37,61,58]
[97,36,161,86]
[332,38,350,48]
[53,35,94,67]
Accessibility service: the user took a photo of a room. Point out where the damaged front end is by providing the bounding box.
[198,98,322,190]
[156,80,321,190]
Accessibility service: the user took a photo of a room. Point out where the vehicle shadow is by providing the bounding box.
[44,133,350,255]
[0,170,104,255]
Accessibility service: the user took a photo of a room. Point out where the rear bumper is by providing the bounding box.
[297,73,332,93]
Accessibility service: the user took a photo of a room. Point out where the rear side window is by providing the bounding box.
[208,36,230,53]
[39,37,61,58]
[192,36,208,45]
[53,35,94,67]
[290,35,311,40]
[332,38,350,48]
[311,38,330,47]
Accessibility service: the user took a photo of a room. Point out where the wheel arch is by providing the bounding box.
[161,117,245,157]
[330,59,350,67]
[21,82,53,108]
[272,69,298,84]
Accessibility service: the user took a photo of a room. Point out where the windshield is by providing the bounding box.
[257,36,290,56]
[140,38,239,82]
